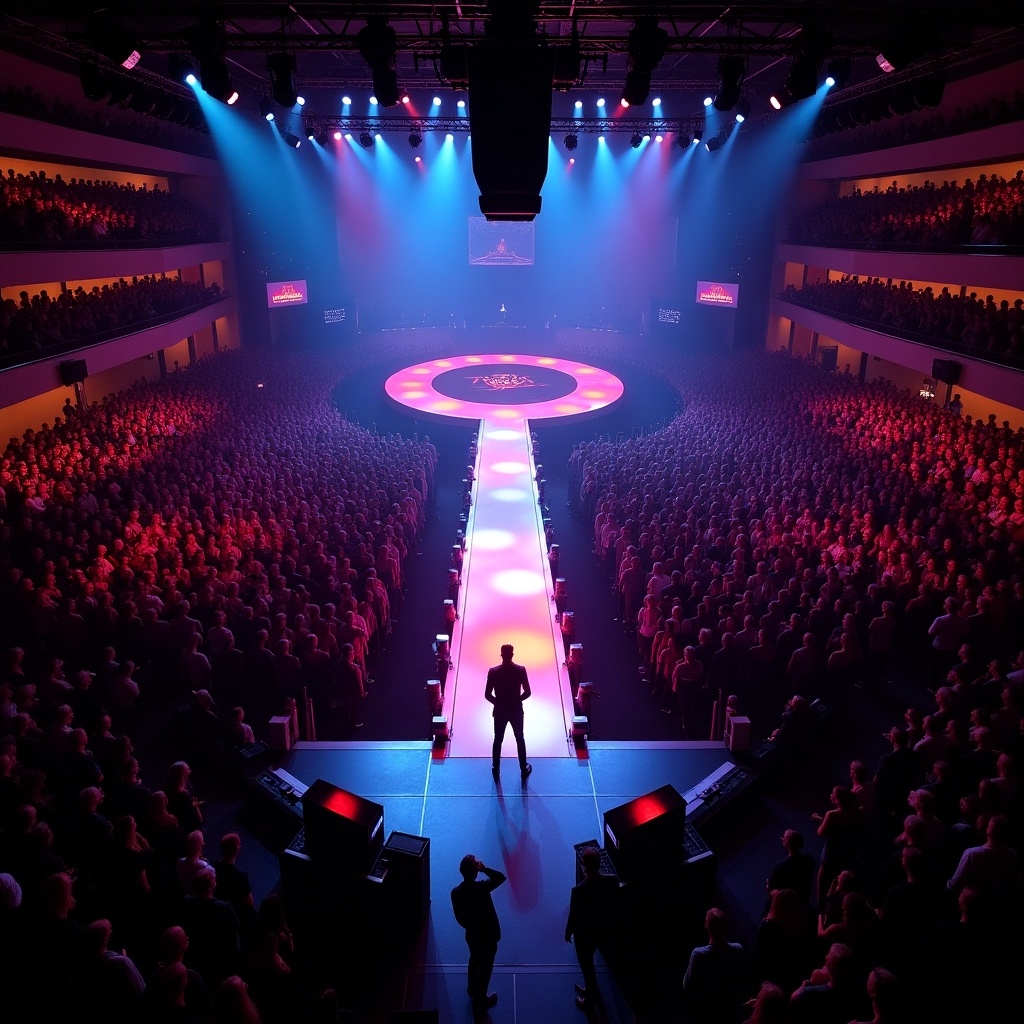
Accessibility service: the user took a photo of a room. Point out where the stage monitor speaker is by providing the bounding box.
[301,778,384,873]
[382,831,431,922]
[59,358,88,385]
[603,784,687,880]
[932,358,961,384]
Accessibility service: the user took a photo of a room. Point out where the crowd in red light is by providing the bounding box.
[788,171,1024,248]
[568,349,1022,1020]
[1,275,224,360]
[781,277,1024,364]
[0,169,218,246]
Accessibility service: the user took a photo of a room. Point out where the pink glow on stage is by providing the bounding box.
[384,354,624,423]
[386,355,624,760]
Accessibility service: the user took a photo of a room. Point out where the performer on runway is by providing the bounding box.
[451,854,506,1018]
[484,643,532,783]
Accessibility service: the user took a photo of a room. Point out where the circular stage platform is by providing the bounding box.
[384,353,625,422]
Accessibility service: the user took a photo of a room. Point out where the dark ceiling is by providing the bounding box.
[3,3,1021,125]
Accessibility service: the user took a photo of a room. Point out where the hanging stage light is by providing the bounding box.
[189,20,238,105]
[357,16,400,108]
[714,55,745,111]
[564,133,578,151]
[85,12,142,70]
[268,52,298,107]
[621,17,669,107]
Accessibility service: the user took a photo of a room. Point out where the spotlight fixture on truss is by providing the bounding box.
[771,25,832,109]
[85,11,142,70]
[189,20,237,105]
[629,132,643,149]
[714,55,746,111]
[268,52,298,107]
[621,17,669,107]
[357,16,400,108]
[408,131,423,148]
[564,132,578,151]
[358,131,374,148]
[259,97,275,121]
[168,54,196,85]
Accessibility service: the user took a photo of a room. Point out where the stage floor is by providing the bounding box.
[277,740,735,1023]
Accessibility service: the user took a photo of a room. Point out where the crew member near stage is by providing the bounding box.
[485,643,532,782]
[451,854,506,1018]
[565,846,620,1011]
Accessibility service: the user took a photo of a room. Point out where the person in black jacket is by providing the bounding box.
[484,644,532,782]
[564,846,620,1011]
[451,854,506,1018]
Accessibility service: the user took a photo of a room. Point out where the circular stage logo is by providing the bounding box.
[432,363,578,405]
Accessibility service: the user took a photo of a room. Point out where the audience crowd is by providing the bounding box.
[0,328,1021,1020]
[781,277,1024,364]
[569,348,1023,1021]
[1,168,219,246]
[0,84,214,158]
[787,170,1024,248]
[807,92,1024,162]
[0,346,436,1020]
[1,275,225,359]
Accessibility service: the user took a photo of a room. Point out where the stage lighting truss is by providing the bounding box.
[302,115,702,141]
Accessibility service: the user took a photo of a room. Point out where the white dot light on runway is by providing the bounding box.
[491,487,530,503]
[470,528,516,550]
[492,569,547,596]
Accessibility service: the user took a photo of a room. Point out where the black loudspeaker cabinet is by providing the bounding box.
[603,784,687,880]
[382,831,431,923]
[59,358,88,385]
[932,358,962,385]
[300,778,384,872]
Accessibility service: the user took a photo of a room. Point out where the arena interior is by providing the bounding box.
[1,5,1023,1024]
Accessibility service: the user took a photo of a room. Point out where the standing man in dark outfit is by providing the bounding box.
[451,853,506,1018]
[565,846,620,1012]
[485,643,532,782]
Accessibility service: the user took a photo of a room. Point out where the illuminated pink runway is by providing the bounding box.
[385,354,624,759]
